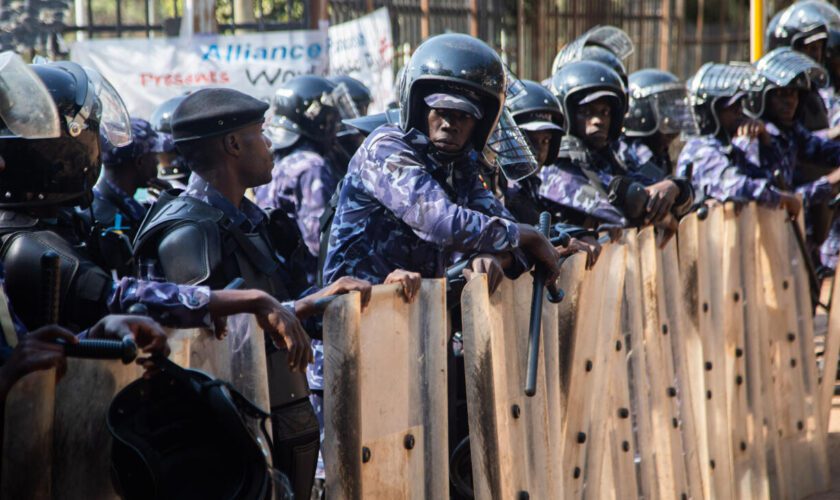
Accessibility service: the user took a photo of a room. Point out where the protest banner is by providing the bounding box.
[71,28,329,118]
[328,8,395,113]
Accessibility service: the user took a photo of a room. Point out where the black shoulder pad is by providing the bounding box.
[1,230,82,329]
[157,221,222,286]
[134,196,224,258]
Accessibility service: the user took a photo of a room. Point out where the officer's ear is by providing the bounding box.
[221,131,242,158]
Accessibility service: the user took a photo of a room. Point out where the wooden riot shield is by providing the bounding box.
[1,316,272,500]
[323,281,448,499]
[754,206,829,497]
[460,271,562,500]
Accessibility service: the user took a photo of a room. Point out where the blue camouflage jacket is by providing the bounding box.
[322,125,528,284]
[253,142,341,260]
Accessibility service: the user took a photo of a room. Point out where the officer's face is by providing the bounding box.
[427,108,476,153]
[767,87,799,127]
[717,99,746,137]
[238,122,274,186]
[575,98,612,150]
[525,130,553,167]
[798,39,826,64]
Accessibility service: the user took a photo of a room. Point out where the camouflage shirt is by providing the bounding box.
[676,135,785,207]
[618,137,673,179]
[322,124,527,284]
[819,87,840,130]
[538,139,634,228]
[253,142,341,258]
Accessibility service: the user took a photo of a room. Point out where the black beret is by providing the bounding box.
[171,88,269,143]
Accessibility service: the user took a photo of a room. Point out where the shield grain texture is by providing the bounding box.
[2,316,272,500]
[461,270,562,500]
[323,281,448,500]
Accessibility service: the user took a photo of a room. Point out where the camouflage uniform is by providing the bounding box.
[819,87,840,129]
[618,137,673,179]
[538,143,632,228]
[322,124,529,285]
[254,144,341,260]
[676,135,785,206]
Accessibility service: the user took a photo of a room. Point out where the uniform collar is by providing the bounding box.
[182,175,266,232]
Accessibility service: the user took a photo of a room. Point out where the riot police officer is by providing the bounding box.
[621,69,698,177]
[676,62,803,213]
[133,87,375,498]
[0,56,313,401]
[539,60,692,231]
[254,76,352,277]
[329,75,373,115]
[322,33,562,290]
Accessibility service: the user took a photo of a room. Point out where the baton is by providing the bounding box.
[60,337,138,364]
[773,170,825,308]
[40,251,61,326]
[525,211,552,397]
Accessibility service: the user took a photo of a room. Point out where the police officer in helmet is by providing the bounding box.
[323,32,562,296]
[540,60,692,233]
[254,75,356,281]
[620,69,698,177]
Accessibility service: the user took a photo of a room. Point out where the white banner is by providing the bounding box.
[328,8,395,113]
[71,28,329,119]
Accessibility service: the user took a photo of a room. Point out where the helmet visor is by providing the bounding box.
[0,51,61,139]
[756,47,829,88]
[484,108,539,182]
[652,88,699,136]
[84,67,132,147]
[583,25,635,60]
[325,83,361,120]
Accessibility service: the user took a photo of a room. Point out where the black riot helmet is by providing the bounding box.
[108,358,290,500]
[687,62,754,138]
[551,60,627,143]
[150,95,188,134]
[507,80,564,165]
[745,47,828,119]
[400,33,507,152]
[625,69,698,137]
[0,59,131,208]
[551,25,633,87]
[766,0,840,62]
[329,75,373,115]
[268,75,358,151]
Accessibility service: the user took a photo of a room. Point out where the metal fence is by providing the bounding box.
[52,0,792,79]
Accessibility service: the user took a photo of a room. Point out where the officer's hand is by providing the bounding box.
[254,296,312,372]
[644,180,680,224]
[89,314,170,358]
[779,192,802,218]
[559,236,601,270]
[655,213,679,249]
[518,224,562,284]
[384,269,422,303]
[737,119,771,145]
[0,325,76,400]
[464,254,505,294]
[318,276,373,309]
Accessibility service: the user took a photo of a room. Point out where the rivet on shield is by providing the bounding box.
[517,491,530,500]
[511,404,521,419]
[403,434,415,450]
[667,387,677,397]
[362,446,371,463]
[576,432,586,444]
